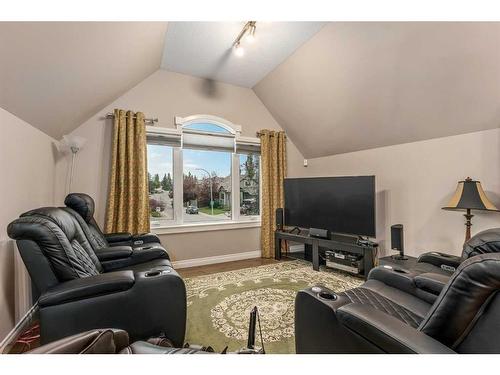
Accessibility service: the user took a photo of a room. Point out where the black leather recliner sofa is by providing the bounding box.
[8,207,186,346]
[411,228,500,275]
[64,193,166,253]
[29,329,205,354]
[295,247,500,353]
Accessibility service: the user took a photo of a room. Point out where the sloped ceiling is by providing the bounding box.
[161,22,325,87]
[254,22,500,158]
[0,22,168,139]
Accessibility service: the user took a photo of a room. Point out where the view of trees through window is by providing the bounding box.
[239,153,260,216]
[183,148,232,222]
[147,144,174,227]
[147,121,260,227]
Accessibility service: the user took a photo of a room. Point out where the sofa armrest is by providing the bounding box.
[337,303,455,354]
[131,233,161,246]
[368,266,419,293]
[414,272,450,296]
[39,271,135,307]
[417,252,462,272]
[96,246,133,261]
[105,232,133,243]
[29,329,130,354]
[100,248,170,272]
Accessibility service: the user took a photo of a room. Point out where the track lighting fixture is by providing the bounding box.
[246,24,256,43]
[233,21,257,56]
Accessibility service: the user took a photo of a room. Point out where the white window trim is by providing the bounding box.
[151,220,261,235]
[175,115,242,135]
[147,116,261,232]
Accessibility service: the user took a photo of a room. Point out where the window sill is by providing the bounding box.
[151,219,261,235]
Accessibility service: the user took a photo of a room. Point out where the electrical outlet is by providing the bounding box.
[303,159,308,167]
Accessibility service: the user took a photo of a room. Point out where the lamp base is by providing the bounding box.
[464,208,474,243]
[391,254,408,261]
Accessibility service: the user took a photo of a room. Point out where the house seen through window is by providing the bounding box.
[147,117,260,228]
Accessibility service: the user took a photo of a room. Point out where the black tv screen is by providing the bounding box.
[284,176,376,237]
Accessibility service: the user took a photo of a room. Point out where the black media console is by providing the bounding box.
[274,230,377,279]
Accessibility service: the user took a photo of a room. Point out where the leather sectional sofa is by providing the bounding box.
[64,193,165,251]
[410,227,500,275]
[8,206,186,346]
[295,228,500,353]
[29,329,204,354]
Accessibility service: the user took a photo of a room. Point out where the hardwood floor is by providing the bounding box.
[177,257,290,278]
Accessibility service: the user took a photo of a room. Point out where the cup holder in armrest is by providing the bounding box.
[318,292,337,301]
[144,269,171,277]
[393,268,409,274]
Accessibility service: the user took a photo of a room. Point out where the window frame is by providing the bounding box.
[146,115,261,234]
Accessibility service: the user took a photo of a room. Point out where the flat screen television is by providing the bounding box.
[284,176,376,237]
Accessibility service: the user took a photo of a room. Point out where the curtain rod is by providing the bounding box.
[105,112,158,125]
[256,131,287,138]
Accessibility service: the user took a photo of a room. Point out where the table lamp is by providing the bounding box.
[442,177,499,243]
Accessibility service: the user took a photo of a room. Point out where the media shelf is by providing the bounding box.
[274,230,376,279]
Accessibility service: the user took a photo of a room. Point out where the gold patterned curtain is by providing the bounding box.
[259,130,287,258]
[105,109,150,234]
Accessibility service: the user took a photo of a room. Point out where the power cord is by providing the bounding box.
[256,308,265,354]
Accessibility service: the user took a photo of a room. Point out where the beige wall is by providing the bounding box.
[56,70,304,261]
[0,108,57,340]
[289,128,500,257]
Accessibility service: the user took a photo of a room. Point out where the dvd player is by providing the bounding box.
[325,250,364,275]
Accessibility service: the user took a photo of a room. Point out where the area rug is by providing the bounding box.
[184,260,363,354]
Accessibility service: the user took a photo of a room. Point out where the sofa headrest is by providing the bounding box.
[463,228,500,259]
[65,193,95,223]
[13,207,103,280]
[21,207,79,240]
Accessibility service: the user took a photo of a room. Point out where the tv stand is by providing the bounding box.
[274,230,377,279]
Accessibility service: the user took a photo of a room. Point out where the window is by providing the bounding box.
[183,148,232,222]
[147,144,174,227]
[239,153,260,217]
[146,115,261,230]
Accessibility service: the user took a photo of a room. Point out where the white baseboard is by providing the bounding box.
[172,250,261,269]
[0,303,38,354]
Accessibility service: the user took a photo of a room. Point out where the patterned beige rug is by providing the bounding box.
[184,260,363,353]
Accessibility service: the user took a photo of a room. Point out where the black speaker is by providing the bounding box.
[309,227,331,240]
[391,224,407,260]
[276,208,284,230]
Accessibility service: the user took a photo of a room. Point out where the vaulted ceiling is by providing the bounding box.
[1,22,499,158]
[254,22,500,158]
[0,22,168,139]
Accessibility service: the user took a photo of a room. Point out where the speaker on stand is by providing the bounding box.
[275,208,288,255]
[391,224,408,260]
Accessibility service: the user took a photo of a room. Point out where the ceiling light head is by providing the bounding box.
[234,42,244,57]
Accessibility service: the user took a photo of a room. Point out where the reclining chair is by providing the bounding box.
[64,193,167,254]
[411,227,500,275]
[8,207,186,346]
[29,329,204,354]
[295,252,500,353]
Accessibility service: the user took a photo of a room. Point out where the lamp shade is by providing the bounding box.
[442,177,499,212]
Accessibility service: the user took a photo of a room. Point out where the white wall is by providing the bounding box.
[55,70,304,262]
[290,128,500,257]
[0,108,57,340]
